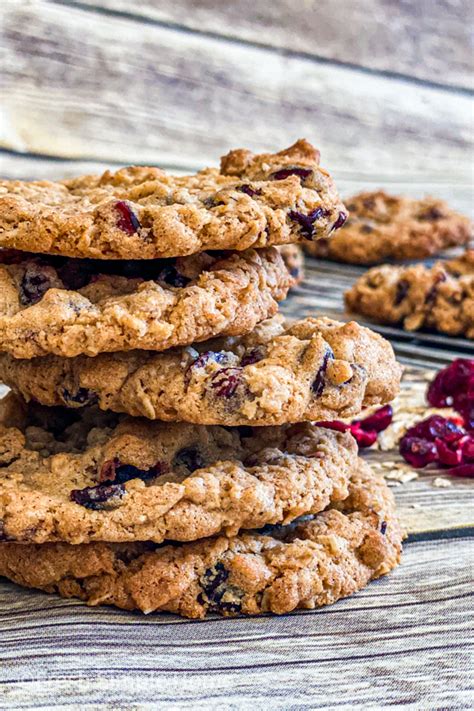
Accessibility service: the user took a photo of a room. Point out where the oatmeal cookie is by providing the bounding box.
[0,393,356,544]
[0,460,402,618]
[305,190,471,264]
[0,140,346,260]
[0,317,401,425]
[345,250,474,339]
[0,247,293,358]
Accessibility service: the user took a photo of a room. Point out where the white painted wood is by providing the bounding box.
[0,1,472,177]
[0,537,472,709]
[76,0,474,90]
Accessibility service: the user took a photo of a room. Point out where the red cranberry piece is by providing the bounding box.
[418,206,444,221]
[356,405,393,433]
[157,264,191,288]
[61,387,97,407]
[460,435,474,461]
[211,367,241,398]
[198,562,242,614]
[20,263,57,306]
[330,211,348,232]
[427,359,474,430]
[407,415,464,443]
[115,201,141,235]
[380,521,387,535]
[313,420,350,433]
[70,483,126,510]
[271,167,313,182]
[399,436,439,468]
[394,279,410,306]
[443,463,474,478]
[311,348,334,396]
[241,347,264,367]
[237,184,261,197]
[99,457,167,484]
[435,438,463,466]
[185,350,231,384]
[289,207,330,240]
[349,422,378,448]
[425,272,447,304]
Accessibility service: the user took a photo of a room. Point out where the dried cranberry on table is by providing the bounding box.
[427,359,474,431]
[314,404,393,449]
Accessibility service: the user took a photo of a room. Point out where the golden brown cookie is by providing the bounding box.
[305,190,471,264]
[0,140,346,260]
[345,250,474,339]
[0,247,293,358]
[0,316,401,425]
[0,460,403,618]
[0,393,356,544]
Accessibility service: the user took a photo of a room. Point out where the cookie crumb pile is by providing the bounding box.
[0,141,403,618]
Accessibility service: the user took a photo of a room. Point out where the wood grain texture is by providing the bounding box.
[75,0,474,91]
[1,1,473,178]
[0,537,472,709]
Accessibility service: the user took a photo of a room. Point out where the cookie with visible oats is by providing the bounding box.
[0,316,401,426]
[0,140,346,260]
[0,459,403,618]
[0,247,293,359]
[0,393,356,545]
[345,250,474,339]
[305,190,471,265]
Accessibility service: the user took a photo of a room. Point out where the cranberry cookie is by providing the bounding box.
[345,250,474,339]
[0,140,346,260]
[0,317,401,425]
[305,190,471,264]
[0,460,402,618]
[0,393,356,544]
[0,247,293,358]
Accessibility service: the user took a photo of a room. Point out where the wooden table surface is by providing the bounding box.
[0,1,473,708]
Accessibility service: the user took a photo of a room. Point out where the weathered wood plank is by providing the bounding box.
[0,537,472,709]
[1,1,472,177]
[74,0,474,91]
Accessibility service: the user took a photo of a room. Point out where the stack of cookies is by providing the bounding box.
[0,140,403,618]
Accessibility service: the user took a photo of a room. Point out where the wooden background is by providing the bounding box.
[0,1,473,709]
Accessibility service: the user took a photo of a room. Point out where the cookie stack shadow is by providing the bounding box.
[0,140,403,618]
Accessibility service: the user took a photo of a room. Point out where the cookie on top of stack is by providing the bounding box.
[0,140,403,619]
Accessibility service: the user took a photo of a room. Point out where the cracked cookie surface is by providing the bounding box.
[0,140,346,260]
[0,393,356,544]
[0,316,401,426]
[305,190,471,265]
[345,250,474,339]
[0,459,402,618]
[0,247,293,358]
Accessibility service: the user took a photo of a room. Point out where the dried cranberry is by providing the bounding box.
[99,457,167,484]
[185,350,231,384]
[237,184,261,197]
[418,206,444,221]
[313,420,350,433]
[461,436,474,461]
[407,415,464,443]
[70,483,126,510]
[173,447,204,473]
[360,223,374,234]
[443,464,474,478]
[435,438,463,466]
[211,368,241,398]
[356,405,393,433]
[115,201,140,235]
[399,437,438,468]
[289,207,329,240]
[311,348,334,397]
[394,280,410,306]
[330,211,348,232]
[427,359,474,430]
[241,347,264,367]
[380,521,387,535]
[349,423,378,448]
[20,263,56,306]
[198,562,242,614]
[61,387,97,407]
[271,167,313,182]
[157,264,191,288]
